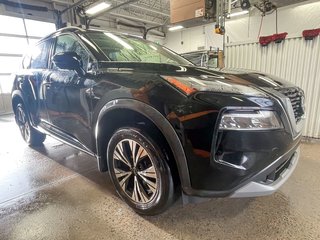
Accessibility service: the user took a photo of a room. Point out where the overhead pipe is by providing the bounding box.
[53,0,88,28]
[115,17,165,38]
[53,0,164,29]
[143,25,165,39]
[60,0,87,15]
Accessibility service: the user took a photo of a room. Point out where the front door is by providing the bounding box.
[43,34,94,149]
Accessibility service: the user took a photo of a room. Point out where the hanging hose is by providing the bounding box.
[258,15,264,39]
[276,8,278,34]
[16,0,30,45]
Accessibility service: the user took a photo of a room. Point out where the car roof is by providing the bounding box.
[42,26,141,41]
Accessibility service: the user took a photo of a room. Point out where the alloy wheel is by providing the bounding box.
[112,139,159,204]
[16,106,30,142]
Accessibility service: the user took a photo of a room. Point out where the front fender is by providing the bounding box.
[95,99,193,193]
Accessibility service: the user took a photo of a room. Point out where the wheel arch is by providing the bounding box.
[94,99,192,192]
[11,91,31,125]
[11,91,24,114]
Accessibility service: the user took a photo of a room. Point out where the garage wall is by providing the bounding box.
[226,0,320,43]
[225,36,320,139]
[164,0,320,53]
[224,0,320,139]
[0,14,56,115]
[164,0,320,138]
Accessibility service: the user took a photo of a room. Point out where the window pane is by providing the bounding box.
[0,75,14,93]
[0,56,22,74]
[55,35,89,68]
[25,19,56,37]
[0,37,29,54]
[30,40,50,69]
[0,15,25,35]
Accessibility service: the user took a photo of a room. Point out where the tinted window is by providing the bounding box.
[54,35,89,69]
[30,40,50,69]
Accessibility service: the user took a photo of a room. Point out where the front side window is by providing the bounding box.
[85,31,192,66]
[54,34,90,69]
[30,40,50,69]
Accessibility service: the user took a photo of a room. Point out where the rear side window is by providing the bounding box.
[30,40,50,69]
[22,55,31,69]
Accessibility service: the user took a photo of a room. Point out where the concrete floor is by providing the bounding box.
[0,115,320,240]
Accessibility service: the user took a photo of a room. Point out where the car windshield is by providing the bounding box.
[86,31,192,66]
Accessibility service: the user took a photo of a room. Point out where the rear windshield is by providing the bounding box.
[86,31,192,66]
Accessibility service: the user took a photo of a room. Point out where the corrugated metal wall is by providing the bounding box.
[225,36,320,138]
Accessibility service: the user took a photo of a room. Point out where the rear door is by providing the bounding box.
[43,33,95,149]
[19,39,52,127]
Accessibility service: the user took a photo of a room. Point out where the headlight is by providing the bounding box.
[219,110,282,130]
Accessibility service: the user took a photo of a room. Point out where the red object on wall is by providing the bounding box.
[259,32,288,46]
[272,32,288,43]
[259,35,273,46]
[302,29,320,40]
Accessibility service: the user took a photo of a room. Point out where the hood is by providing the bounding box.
[97,62,294,96]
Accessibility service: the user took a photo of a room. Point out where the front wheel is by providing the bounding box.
[107,128,175,215]
[15,103,46,146]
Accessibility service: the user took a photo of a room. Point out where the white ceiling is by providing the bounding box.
[0,0,312,36]
[86,0,311,27]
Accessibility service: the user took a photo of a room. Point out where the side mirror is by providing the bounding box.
[52,52,84,75]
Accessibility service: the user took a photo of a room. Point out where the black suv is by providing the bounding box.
[12,27,305,215]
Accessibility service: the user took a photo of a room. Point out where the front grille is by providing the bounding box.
[275,87,304,122]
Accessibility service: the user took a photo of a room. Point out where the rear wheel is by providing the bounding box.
[107,128,174,215]
[15,103,46,146]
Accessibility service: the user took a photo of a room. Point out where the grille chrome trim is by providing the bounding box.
[262,87,305,138]
[275,87,305,123]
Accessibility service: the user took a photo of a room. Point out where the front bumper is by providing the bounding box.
[183,136,301,198]
[230,147,299,198]
[179,88,304,198]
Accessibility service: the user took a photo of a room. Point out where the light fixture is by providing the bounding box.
[168,25,184,31]
[228,10,249,18]
[86,1,111,16]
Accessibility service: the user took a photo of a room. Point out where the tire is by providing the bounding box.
[15,103,46,146]
[107,127,175,215]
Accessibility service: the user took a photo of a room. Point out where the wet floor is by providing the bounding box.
[0,114,320,240]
